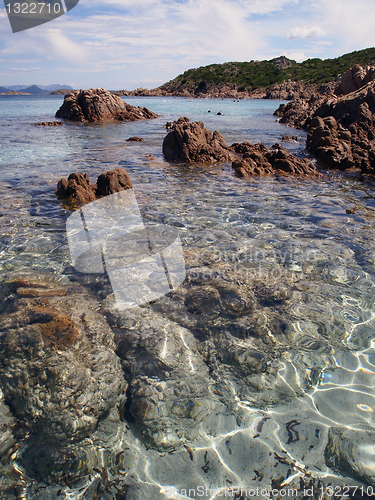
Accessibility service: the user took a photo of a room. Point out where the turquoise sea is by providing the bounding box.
[1,95,375,499]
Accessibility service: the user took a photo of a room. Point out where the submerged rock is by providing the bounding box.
[163,117,233,163]
[56,167,132,206]
[0,276,127,448]
[101,299,226,450]
[55,88,158,122]
[325,427,375,486]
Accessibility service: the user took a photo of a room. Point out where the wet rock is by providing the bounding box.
[282,134,298,142]
[148,260,303,409]
[96,167,133,196]
[55,88,158,122]
[162,117,233,163]
[34,121,63,126]
[17,407,128,484]
[56,172,97,205]
[56,167,132,206]
[325,427,375,486]
[0,275,127,448]
[0,391,15,459]
[231,142,317,177]
[126,136,144,141]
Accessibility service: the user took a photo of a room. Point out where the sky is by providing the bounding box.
[0,0,374,90]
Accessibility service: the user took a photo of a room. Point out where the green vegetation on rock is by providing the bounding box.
[158,48,375,94]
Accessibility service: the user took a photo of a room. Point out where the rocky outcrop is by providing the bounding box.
[266,81,335,101]
[334,64,375,96]
[306,116,355,170]
[231,142,317,177]
[274,65,375,174]
[56,167,132,206]
[55,88,158,122]
[272,83,335,129]
[306,78,375,172]
[163,117,233,163]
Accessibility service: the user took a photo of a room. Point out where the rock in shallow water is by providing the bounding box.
[231,142,318,177]
[56,167,132,206]
[101,298,226,450]
[0,276,127,448]
[55,88,158,122]
[325,427,375,486]
[163,117,233,163]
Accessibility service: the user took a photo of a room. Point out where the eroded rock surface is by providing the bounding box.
[163,117,233,163]
[231,142,317,177]
[56,167,132,206]
[334,64,375,96]
[55,88,158,122]
[274,64,375,174]
[0,276,126,448]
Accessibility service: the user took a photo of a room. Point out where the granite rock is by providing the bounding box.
[231,142,317,177]
[163,117,233,163]
[56,167,132,206]
[55,88,158,122]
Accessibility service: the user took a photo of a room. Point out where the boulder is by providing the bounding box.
[55,88,158,122]
[96,167,133,197]
[162,117,232,163]
[306,116,354,170]
[231,142,317,177]
[282,134,298,142]
[56,172,97,205]
[56,167,132,206]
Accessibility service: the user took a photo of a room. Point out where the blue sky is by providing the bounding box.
[0,0,374,89]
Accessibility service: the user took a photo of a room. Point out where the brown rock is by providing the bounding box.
[163,117,232,163]
[231,142,317,177]
[273,65,375,174]
[126,136,144,142]
[56,167,132,206]
[96,167,132,196]
[335,64,375,96]
[282,134,298,142]
[34,121,63,126]
[55,88,158,122]
[56,172,97,205]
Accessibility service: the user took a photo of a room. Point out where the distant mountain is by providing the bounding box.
[7,84,73,91]
[21,85,49,95]
[0,86,10,94]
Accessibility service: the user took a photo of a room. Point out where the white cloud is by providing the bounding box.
[287,26,326,40]
[1,0,375,88]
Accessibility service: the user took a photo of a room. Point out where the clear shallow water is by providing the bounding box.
[1,96,375,498]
